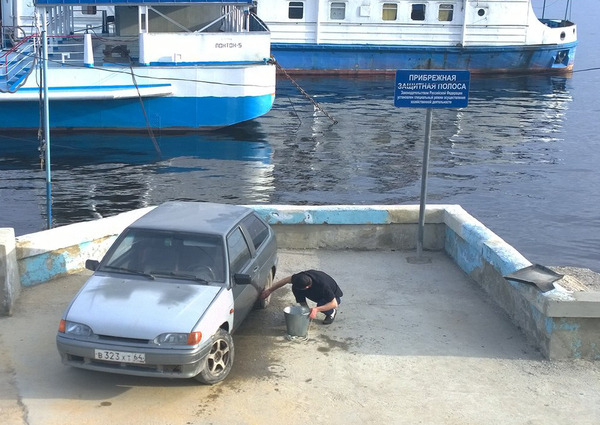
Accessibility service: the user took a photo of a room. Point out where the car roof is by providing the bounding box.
[129,201,253,236]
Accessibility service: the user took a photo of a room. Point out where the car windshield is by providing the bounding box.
[99,229,226,283]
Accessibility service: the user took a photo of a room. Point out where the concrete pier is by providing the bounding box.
[0,249,599,425]
[1,204,599,361]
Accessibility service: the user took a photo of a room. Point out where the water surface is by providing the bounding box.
[1,1,599,272]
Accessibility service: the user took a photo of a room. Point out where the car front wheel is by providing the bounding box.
[195,329,235,385]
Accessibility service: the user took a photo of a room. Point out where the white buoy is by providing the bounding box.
[83,33,94,67]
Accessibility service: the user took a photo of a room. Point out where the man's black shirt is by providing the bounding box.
[292,270,343,304]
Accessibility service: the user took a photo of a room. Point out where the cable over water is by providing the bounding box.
[270,56,338,125]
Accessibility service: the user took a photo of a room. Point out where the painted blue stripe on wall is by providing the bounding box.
[460,222,496,250]
[20,253,66,286]
[482,242,530,276]
[444,227,481,275]
[252,207,390,225]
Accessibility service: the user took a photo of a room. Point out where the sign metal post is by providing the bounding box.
[394,70,470,261]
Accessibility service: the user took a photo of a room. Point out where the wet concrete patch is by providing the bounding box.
[315,335,354,354]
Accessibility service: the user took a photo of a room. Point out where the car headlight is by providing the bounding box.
[153,332,202,346]
[59,320,94,337]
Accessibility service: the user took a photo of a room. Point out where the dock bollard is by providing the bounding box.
[83,33,94,67]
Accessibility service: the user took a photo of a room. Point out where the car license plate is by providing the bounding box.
[94,349,145,364]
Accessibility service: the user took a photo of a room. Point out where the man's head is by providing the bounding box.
[292,272,312,290]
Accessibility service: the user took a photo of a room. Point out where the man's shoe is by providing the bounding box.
[323,309,337,325]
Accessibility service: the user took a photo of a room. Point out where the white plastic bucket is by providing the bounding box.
[283,305,310,337]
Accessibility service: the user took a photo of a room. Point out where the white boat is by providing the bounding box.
[0,0,276,130]
[254,0,577,74]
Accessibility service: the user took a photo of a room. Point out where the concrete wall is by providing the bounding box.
[14,207,153,287]
[443,205,600,360]
[253,205,446,250]
[1,204,599,360]
[0,228,20,316]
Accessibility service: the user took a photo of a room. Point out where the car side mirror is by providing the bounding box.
[234,273,252,285]
[85,259,100,271]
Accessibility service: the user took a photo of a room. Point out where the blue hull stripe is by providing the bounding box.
[271,42,578,73]
[14,84,172,93]
[0,94,275,130]
[143,60,268,66]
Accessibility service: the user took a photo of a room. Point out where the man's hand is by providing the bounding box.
[309,307,319,319]
[259,289,271,299]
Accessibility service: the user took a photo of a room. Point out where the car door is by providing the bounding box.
[227,226,259,330]
[240,213,276,291]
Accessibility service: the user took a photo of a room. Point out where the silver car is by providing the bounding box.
[56,201,277,384]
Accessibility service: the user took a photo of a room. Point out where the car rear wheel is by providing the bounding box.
[195,329,234,385]
[256,270,273,309]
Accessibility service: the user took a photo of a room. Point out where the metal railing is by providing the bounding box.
[0,34,38,91]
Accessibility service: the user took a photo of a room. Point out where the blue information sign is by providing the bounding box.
[394,70,470,108]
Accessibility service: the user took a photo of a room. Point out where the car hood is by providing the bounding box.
[65,274,223,340]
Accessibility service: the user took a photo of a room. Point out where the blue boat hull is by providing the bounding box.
[0,94,275,130]
[271,42,577,74]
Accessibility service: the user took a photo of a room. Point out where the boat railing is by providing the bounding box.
[1,25,35,49]
[44,34,139,67]
[0,34,37,91]
[187,8,269,34]
[249,13,270,33]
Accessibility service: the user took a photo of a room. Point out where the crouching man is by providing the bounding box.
[260,269,343,325]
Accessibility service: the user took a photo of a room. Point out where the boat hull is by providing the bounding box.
[0,94,276,131]
[271,42,577,75]
[0,64,276,130]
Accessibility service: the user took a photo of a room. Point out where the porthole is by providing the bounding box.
[478,9,485,16]
[560,31,566,40]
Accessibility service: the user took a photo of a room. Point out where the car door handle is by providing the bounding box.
[252,266,259,273]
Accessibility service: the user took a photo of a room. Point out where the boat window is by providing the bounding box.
[411,4,426,21]
[289,2,304,19]
[438,4,454,22]
[82,6,97,15]
[382,3,398,21]
[330,2,346,20]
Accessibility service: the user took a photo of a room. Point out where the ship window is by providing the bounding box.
[82,6,97,15]
[438,4,453,21]
[411,4,426,21]
[289,2,304,19]
[382,3,398,21]
[330,2,346,20]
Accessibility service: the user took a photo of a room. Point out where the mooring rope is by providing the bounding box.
[270,56,338,125]
[128,60,162,159]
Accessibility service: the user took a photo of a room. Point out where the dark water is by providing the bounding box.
[1,1,599,273]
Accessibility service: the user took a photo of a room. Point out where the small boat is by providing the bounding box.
[0,0,276,130]
[255,0,577,74]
